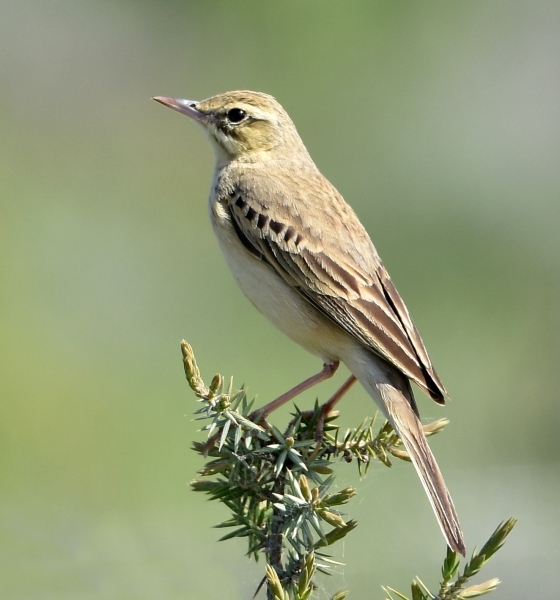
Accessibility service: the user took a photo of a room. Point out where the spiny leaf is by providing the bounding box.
[382,586,410,600]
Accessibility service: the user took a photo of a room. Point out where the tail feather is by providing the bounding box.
[344,351,465,555]
[382,385,466,555]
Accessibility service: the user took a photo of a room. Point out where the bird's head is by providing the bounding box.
[153,90,308,164]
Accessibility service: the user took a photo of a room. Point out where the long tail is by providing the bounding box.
[383,384,466,555]
[344,353,466,555]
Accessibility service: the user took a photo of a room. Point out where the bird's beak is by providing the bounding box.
[152,96,207,123]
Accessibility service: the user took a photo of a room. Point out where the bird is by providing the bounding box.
[153,90,465,555]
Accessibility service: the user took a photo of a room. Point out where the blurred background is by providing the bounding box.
[1,1,559,598]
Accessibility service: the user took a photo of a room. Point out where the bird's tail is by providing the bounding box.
[383,385,466,555]
[344,353,466,555]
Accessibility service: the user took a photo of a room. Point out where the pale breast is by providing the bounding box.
[209,196,354,364]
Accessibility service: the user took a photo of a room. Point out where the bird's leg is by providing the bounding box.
[203,362,339,455]
[251,361,339,423]
[310,375,357,442]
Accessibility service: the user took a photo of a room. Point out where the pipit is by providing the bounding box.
[153,91,465,555]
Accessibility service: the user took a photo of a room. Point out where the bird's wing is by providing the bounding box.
[223,167,446,402]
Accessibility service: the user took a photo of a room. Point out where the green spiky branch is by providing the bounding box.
[181,341,515,600]
[383,519,517,600]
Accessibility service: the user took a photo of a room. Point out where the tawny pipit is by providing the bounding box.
[154,91,465,555]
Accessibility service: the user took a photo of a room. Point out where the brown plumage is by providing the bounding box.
[154,90,465,555]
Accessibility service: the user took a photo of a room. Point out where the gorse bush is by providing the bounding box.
[182,341,515,600]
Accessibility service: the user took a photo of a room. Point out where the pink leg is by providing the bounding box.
[313,375,357,441]
[254,362,339,420]
[203,363,341,455]
[322,375,357,413]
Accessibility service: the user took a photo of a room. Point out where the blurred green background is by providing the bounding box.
[1,1,559,598]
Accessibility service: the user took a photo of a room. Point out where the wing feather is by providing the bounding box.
[224,168,446,401]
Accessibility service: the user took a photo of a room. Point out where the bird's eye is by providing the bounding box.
[227,108,247,124]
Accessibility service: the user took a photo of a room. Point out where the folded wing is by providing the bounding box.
[223,169,446,403]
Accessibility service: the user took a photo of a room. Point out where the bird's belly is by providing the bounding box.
[211,207,352,363]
